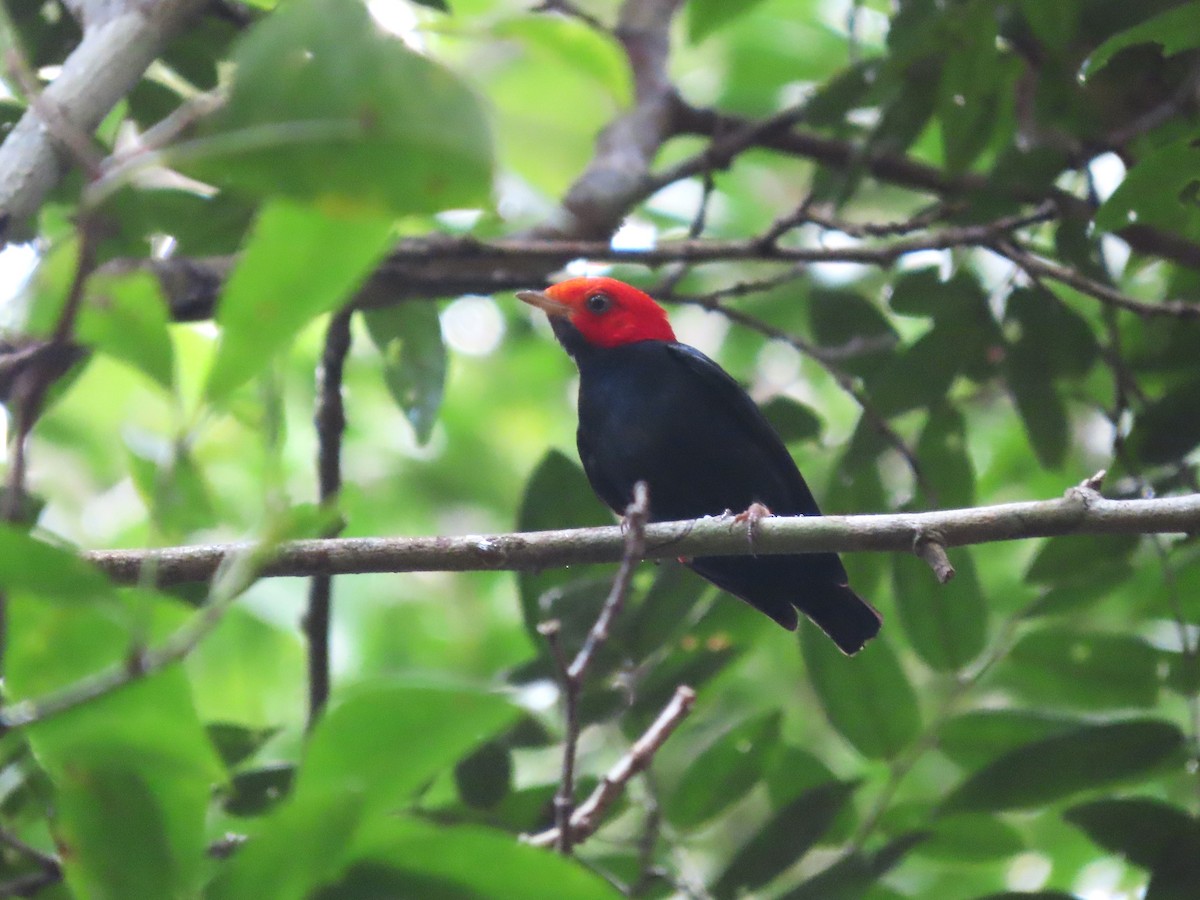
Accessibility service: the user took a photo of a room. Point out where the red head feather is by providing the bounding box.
[518,277,676,348]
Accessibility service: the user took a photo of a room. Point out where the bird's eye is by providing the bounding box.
[585,293,611,313]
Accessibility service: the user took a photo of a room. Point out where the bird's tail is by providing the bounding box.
[802,582,882,655]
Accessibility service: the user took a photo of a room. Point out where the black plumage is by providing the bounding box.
[551,316,881,654]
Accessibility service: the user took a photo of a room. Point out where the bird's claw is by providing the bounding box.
[733,502,773,552]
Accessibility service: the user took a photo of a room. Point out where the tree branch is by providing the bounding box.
[542,482,650,854]
[672,100,1200,271]
[304,309,353,730]
[524,684,696,849]
[0,0,206,242]
[990,240,1200,320]
[83,489,1200,586]
[129,212,1080,323]
[540,0,685,239]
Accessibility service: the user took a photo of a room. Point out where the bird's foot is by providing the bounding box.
[733,502,773,552]
[733,501,773,526]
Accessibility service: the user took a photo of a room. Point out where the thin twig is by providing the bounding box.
[525,685,697,849]
[0,865,62,899]
[672,100,1200,271]
[304,309,353,729]
[0,826,61,897]
[1,222,99,687]
[532,0,608,30]
[990,240,1200,320]
[914,534,955,584]
[542,482,651,853]
[644,101,813,195]
[571,482,650,683]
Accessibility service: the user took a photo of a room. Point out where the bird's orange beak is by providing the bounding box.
[516,289,572,318]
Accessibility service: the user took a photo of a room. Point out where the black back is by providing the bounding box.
[566,335,822,522]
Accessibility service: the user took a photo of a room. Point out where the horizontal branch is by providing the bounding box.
[127,214,1072,323]
[84,488,1200,586]
[673,102,1200,271]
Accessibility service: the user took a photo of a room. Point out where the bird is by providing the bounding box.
[516,276,881,654]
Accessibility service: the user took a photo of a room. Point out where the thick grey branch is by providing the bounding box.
[0,0,206,241]
[546,0,685,238]
[84,490,1200,586]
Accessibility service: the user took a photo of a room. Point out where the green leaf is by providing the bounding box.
[1005,287,1098,380]
[915,813,1025,862]
[760,396,823,444]
[0,525,115,603]
[669,711,781,829]
[917,404,975,507]
[1127,375,1200,465]
[766,745,839,807]
[298,681,518,815]
[103,185,256,257]
[808,288,897,379]
[1025,534,1138,589]
[888,268,945,317]
[994,629,1160,711]
[783,833,925,899]
[363,303,447,445]
[53,756,202,899]
[801,628,921,759]
[75,271,174,390]
[317,817,620,900]
[937,1,1002,173]
[937,709,1082,769]
[973,893,1081,900]
[205,200,394,403]
[869,326,964,416]
[1083,4,1200,78]
[1095,135,1200,242]
[941,719,1184,813]
[1005,339,1069,468]
[1018,0,1080,52]
[454,740,511,810]
[713,781,859,899]
[1064,798,1197,870]
[224,762,295,817]
[687,0,771,42]
[621,561,711,662]
[212,680,518,900]
[516,450,613,638]
[488,16,630,197]
[625,643,741,736]
[892,548,987,672]
[8,594,224,900]
[187,0,492,214]
[127,440,218,538]
[206,723,280,768]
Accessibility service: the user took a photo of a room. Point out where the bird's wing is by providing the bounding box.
[577,429,631,515]
[664,343,823,516]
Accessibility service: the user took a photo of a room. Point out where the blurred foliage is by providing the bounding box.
[0,0,1199,897]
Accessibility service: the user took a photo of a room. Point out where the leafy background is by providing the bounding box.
[1,0,1199,898]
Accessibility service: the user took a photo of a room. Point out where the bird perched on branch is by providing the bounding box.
[517,276,881,654]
